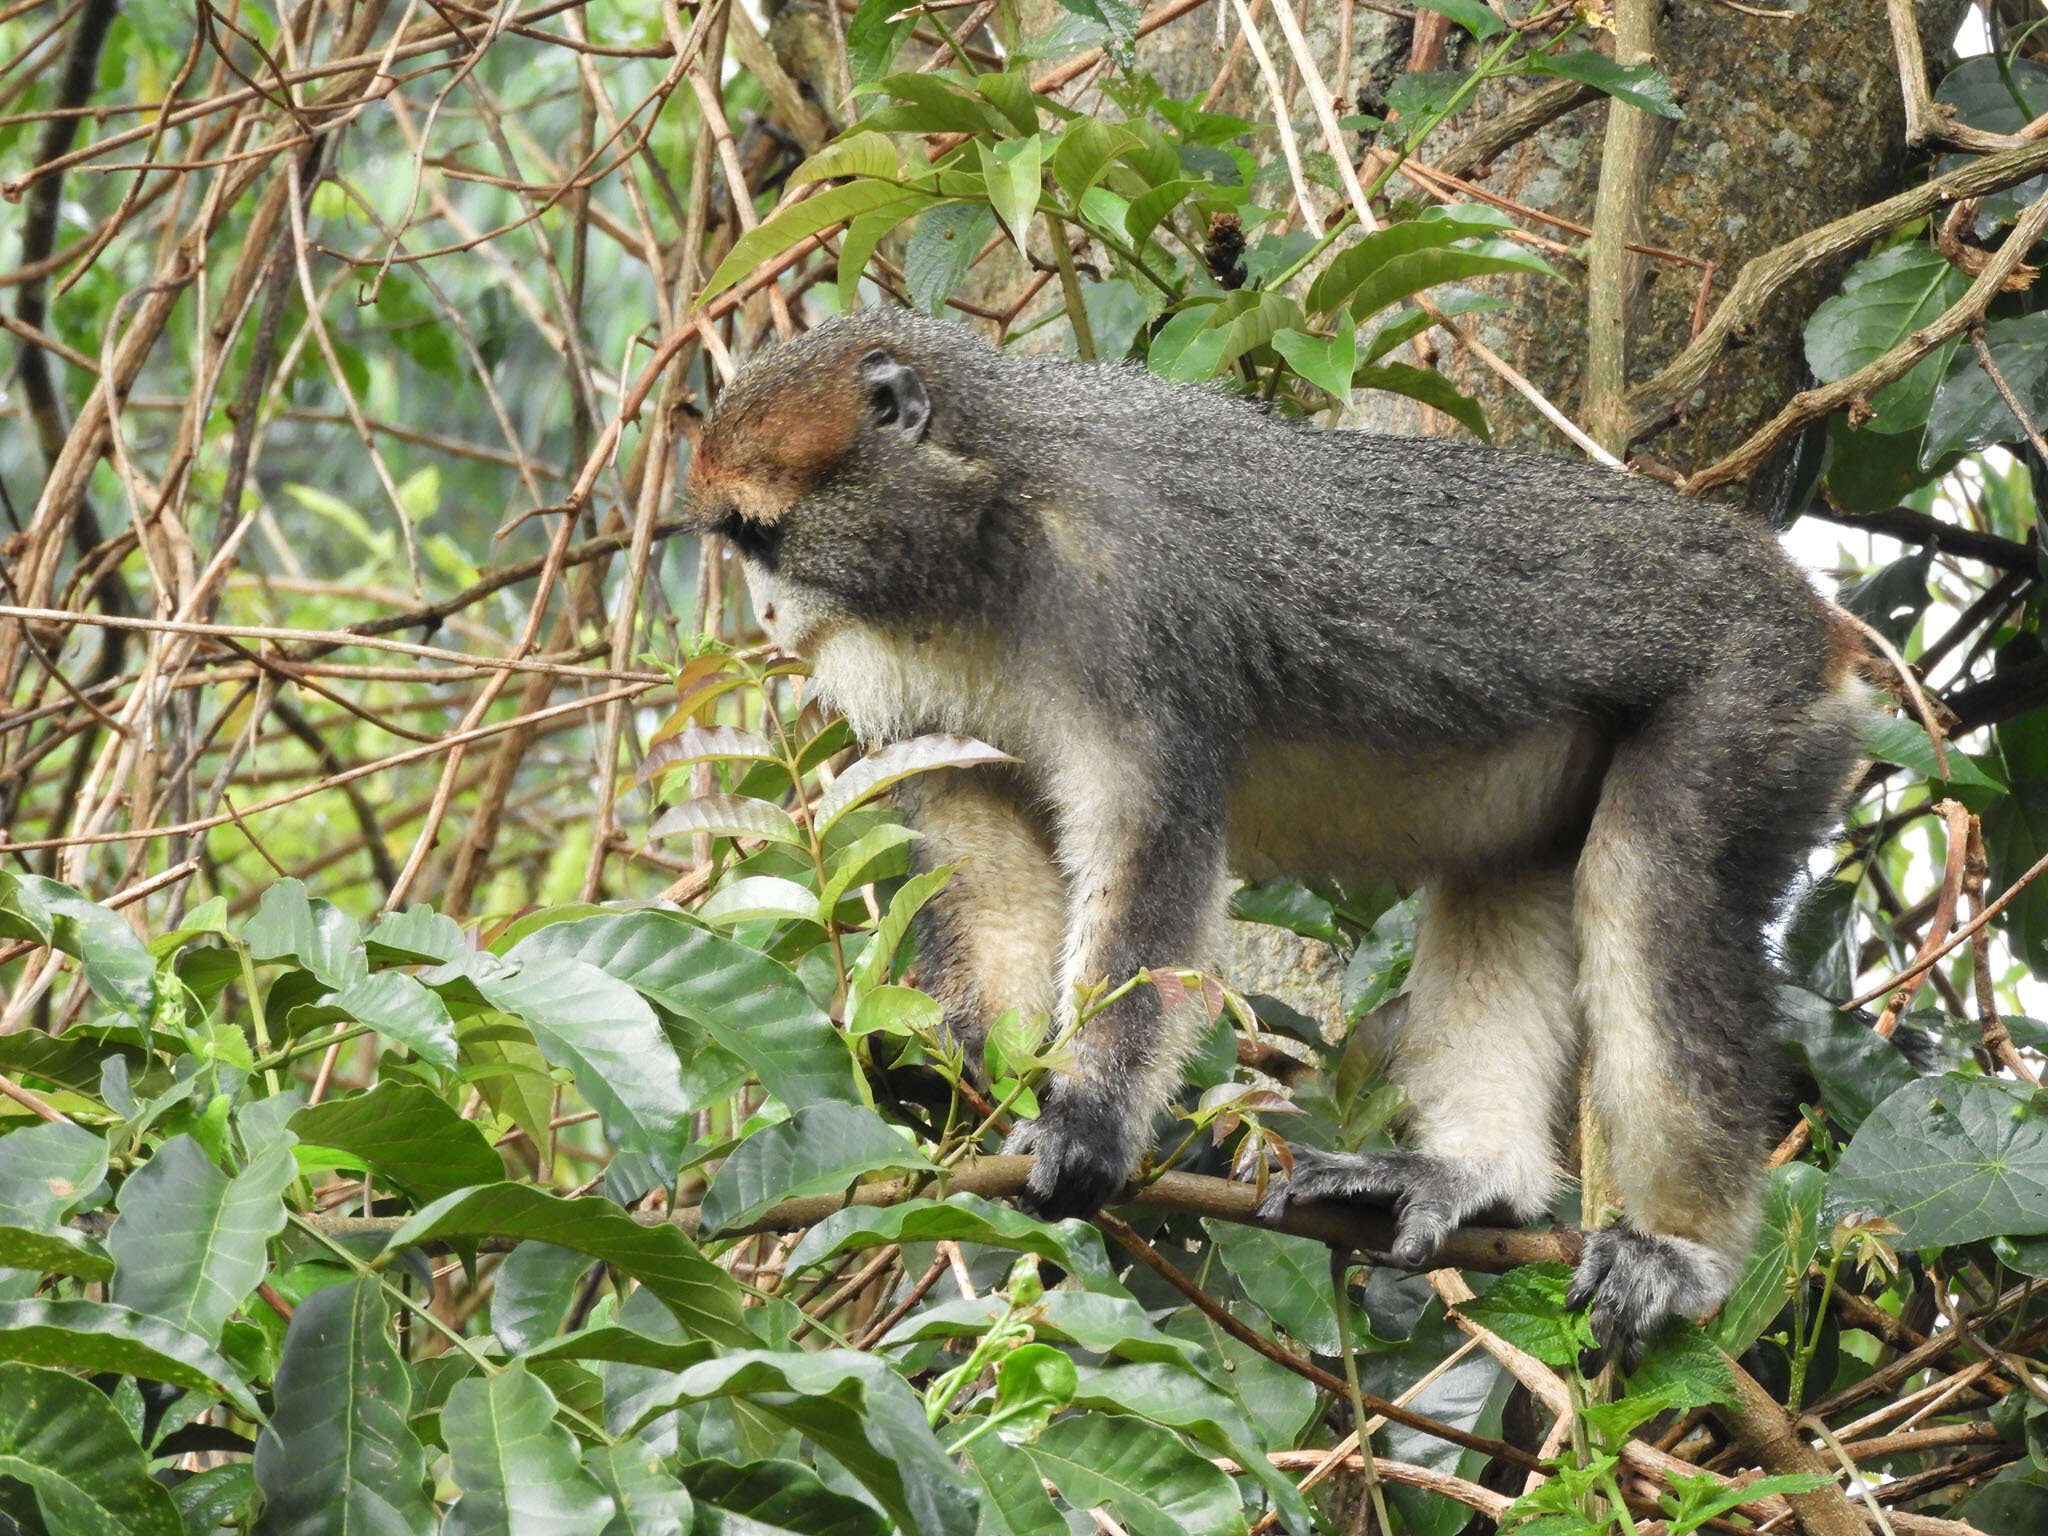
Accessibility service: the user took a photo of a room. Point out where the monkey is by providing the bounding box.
[682,306,1874,1364]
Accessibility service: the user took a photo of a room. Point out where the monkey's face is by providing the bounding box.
[685,335,1006,657]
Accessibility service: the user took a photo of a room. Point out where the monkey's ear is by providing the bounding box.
[858,348,930,442]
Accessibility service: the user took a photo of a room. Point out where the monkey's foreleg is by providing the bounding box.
[1012,793,1228,1220]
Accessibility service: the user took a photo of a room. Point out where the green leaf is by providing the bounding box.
[0,1362,181,1536]
[703,181,935,302]
[108,1134,296,1345]
[1346,244,1555,329]
[1803,245,1967,436]
[647,793,805,846]
[1527,48,1681,117]
[982,1343,1075,1445]
[0,1224,110,1280]
[850,867,952,993]
[980,136,1044,253]
[1411,0,1503,38]
[0,1298,257,1415]
[638,1352,979,1536]
[1864,713,2006,791]
[847,984,943,1038]
[884,1292,1215,1381]
[1270,327,1358,403]
[326,971,458,1069]
[585,1438,692,1536]
[698,876,825,928]
[790,131,900,186]
[289,1081,503,1202]
[1830,1074,2048,1246]
[367,905,470,966]
[903,201,996,316]
[383,1184,748,1344]
[1157,291,1305,382]
[511,912,861,1110]
[840,199,929,308]
[479,951,696,1174]
[1051,118,1141,202]
[1067,1362,1313,1530]
[1228,878,1343,946]
[698,1102,933,1235]
[1205,1219,1363,1356]
[172,1463,256,1534]
[787,1192,1120,1292]
[1927,312,2048,462]
[1028,1414,1240,1536]
[490,1241,594,1354]
[967,1439,1065,1536]
[1053,0,1139,62]
[1305,215,1542,318]
[1709,1162,1828,1356]
[682,1458,886,1536]
[820,823,921,913]
[1460,1263,1587,1371]
[444,1362,616,1536]
[1353,360,1491,440]
[0,872,157,1019]
[247,878,367,989]
[0,1120,107,1229]
[818,736,1013,831]
[254,1279,437,1536]
[1625,1328,1736,1410]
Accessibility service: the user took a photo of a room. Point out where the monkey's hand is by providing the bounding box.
[1254,1147,1497,1269]
[1566,1227,1732,1373]
[1005,1083,1139,1220]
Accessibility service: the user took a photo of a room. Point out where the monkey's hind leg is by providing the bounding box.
[1260,868,1580,1268]
[1571,661,1867,1368]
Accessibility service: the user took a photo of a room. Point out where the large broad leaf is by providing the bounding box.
[681,1458,886,1536]
[786,1193,1120,1291]
[1353,360,1490,441]
[254,1279,437,1536]
[1028,1414,1241,1536]
[0,1298,257,1414]
[246,878,367,989]
[630,1352,979,1536]
[107,1134,296,1345]
[0,1224,109,1280]
[885,1292,1218,1383]
[478,953,696,1176]
[491,1241,594,1355]
[0,1119,107,1228]
[816,736,1013,831]
[1936,56,2048,220]
[585,1438,692,1536]
[324,971,458,1070]
[647,793,805,847]
[697,1102,933,1236]
[1527,48,1681,117]
[1830,1075,2048,1246]
[1156,290,1307,383]
[967,1439,1066,1536]
[444,1362,616,1536]
[1926,311,2048,463]
[1709,1162,1828,1356]
[789,131,900,187]
[1803,244,1967,436]
[1204,1219,1367,1357]
[702,182,938,302]
[290,1080,504,1202]
[513,911,861,1109]
[382,1184,748,1344]
[1069,1362,1312,1530]
[1776,988,1918,1135]
[0,1362,181,1536]
[0,872,157,1019]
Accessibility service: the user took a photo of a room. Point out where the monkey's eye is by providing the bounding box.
[707,509,786,568]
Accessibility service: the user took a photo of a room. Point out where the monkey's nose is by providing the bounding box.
[761,603,776,625]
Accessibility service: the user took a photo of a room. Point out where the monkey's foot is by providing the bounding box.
[1254,1147,1496,1269]
[1567,1227,1732,1373]
[1005,1089,1138,1220]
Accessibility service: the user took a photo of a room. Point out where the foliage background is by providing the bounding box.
[6,0,2048,1533]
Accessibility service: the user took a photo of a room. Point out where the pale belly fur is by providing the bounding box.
[1227,722,1612,886]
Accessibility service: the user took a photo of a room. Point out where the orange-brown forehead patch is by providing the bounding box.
[687,350,866,521]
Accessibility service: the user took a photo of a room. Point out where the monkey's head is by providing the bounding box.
[685,312,1016,657]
